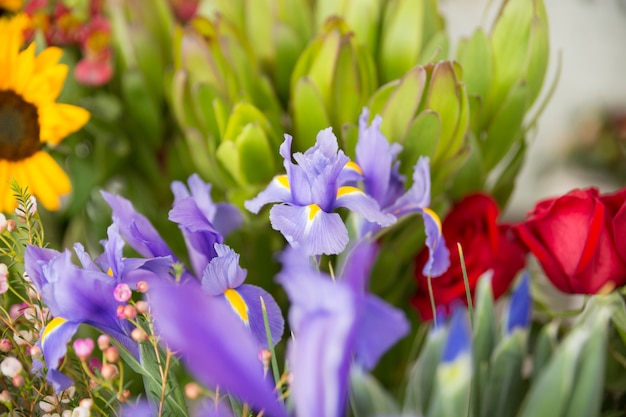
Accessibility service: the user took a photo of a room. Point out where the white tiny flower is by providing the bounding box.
[0,276,8,295]
[0,263,8,277]
[61,386,76,403]
[0,213,6,232]
[0,357,22,378]
[62,411,72,417]
[39,395,57,412]
[71,406,90,417]
[13,330,33,346]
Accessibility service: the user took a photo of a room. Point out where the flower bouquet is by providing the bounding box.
[0,0,625,416]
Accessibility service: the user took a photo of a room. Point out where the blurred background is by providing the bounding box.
[441,0,626,219]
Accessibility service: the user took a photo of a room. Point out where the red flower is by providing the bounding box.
[412,194,527,320]
[516,188,626,294]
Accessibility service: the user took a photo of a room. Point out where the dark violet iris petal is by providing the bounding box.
[236,284,285,349]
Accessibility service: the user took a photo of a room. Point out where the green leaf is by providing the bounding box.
[517,327,591,417]
[117,341,189,417]
[291,77,331,151]
[237,124,276,184]
[525,2,550,106]
[470,272,496,415]
[349,367,400,416]
[490,140,527,207]
[481,81,529,171]
[378,0,424,83]
[379,66,427,142]
[121,69,163,150]
[531,321,557,384]
[399,111,440,183]
[456,29,492,100]
[425,61,461,163]
[449,132,484,200]
[564,308,610,417]
[403,325,446,415]
[419,31,449,64]
[480,331,526,417]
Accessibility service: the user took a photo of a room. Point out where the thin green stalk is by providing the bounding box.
[457,243,473,321]
[427,274,437,327]
[260,296,281,388]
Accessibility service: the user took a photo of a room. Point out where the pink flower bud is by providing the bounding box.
[0,339,12,353]
[97,335,110,350]
[104,346,119,363]
[6,220,16,232]
[113,283,132,302]
[185,382,201,400]
[135,300,148,314]
[131,328,147,342]
[123,305,137,320]
[12,375,24,387]
[116,305,126,319]
[100,363,118,380]
[136,281,149,293]
[73,338,95,360]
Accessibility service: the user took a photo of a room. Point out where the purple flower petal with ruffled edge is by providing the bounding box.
[421,208,450,277]
[387,157,431,218]
[24,246,58,290]
[101,191,173,259]
[201,244,284,348]
[244,174,293,214]
[334,186,396,227]
[148,279,288,417]
[355,108,405,208]
[37,319,80,392]
[277,248,357,417]
[270,204,349,255]
[170,175,243,277]
[201,244,247,294]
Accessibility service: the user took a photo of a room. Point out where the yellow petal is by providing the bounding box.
[22,62,68,104]
[38,103,90,145]
[11,42,36,96]
[0,160,10,213]
[34,46,63,71]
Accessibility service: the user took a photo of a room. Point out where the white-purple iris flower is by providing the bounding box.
[102,175,283,348]
[353,108,450,277]
[245,129,395,256]
[277,241,410,417]
[24,224,171,392]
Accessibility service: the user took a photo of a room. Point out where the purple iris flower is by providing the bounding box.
[169,173,243,278]
[24,224,171,392]
[245,129,395,256]
[147,279,288,417]
[277,241,409,417]
[103,176,282,348]
[202,243,283,348]
[352,109,450,278]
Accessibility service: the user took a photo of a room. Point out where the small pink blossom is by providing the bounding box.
[1,357,23,378]
[113,283,132,302]
[73,338,95,360]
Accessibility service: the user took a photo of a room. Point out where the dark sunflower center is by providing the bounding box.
[0,90,41,161]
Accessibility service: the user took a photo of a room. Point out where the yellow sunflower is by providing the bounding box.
[0,14,90,212]
[0,0,22,15]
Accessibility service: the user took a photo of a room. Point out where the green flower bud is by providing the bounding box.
[378,0,448,83]
[314,0,382,58]
[216,102,281,191]
[367,61,469,189]
[290,17,376,151]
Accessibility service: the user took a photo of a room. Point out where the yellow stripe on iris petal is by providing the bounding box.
[344,161,363,175]
[41,317,67,348]
[107,267,113,277]
[307,204,321,221]
[336,186,363,198]
[423,207,443,233]
[276,175,290,190]
[224,288,249,325]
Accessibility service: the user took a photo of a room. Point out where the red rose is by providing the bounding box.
[516,188,626,294]
[412,193,527,321]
